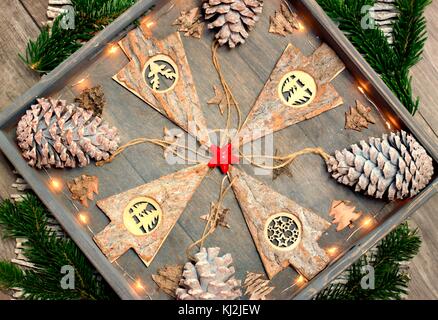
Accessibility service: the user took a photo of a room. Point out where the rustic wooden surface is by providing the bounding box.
[0,0,436,300]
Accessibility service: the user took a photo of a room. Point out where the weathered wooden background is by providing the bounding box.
[0,0,437,299]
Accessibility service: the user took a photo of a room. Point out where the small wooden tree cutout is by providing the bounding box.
[94,164,209,266]
[229,166,330,279]
[234,43,345,146]
[114,24,210,146]
[345,100,376,131]
[67,175,99,207]
[151,264,184,298]
[329,200,362,231]
[243,272,275,300]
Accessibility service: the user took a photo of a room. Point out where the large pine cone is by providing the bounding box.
[176,247,241,300]
[326,131,434,200]
[17,98,120,169]
[203,0,263,48]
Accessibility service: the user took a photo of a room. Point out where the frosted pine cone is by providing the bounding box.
[17,98,120,169]
[176,247,242,300]
[203,0,263,48]
[326,131,434,200]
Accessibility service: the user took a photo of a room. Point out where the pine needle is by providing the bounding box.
[0,194,117,300]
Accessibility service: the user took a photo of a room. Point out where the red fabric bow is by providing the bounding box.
[208,143,239,174]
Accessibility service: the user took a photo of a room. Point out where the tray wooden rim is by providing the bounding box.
[0,0,436,300]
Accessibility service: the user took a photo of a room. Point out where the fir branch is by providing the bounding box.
[392,0,431,74]
[315,222,421,300]
[317,0,430,114]
[19,15,80,73]
[0,195,117,300]
[20,0,136,73]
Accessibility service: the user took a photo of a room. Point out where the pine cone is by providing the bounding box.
[176,247,242,300]
[203,0,263,48]
[74,85,105,117]
[17,98,120,169]
[326,131,434,200]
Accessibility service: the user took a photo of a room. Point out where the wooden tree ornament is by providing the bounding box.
[234,43,345,146]
[228,166,330,280]
[94,164,209,266]
[114,23,210,146]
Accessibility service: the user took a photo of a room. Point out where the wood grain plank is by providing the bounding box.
[407,0,438,300]
[0,0,43,299]
[19,0,49,28]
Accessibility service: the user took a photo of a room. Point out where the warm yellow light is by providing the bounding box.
[49,178,63,192]
[78,212,89,224]
[295,275,306,285]
[358,86,365,94]
[146,21,155,28]
[362,217,374,228]
[327,246,339,256]
[298,22,304,31]
[76,78,86,85]
[134,279,145,291]
[386,121,391,129]
[108,44,118,54]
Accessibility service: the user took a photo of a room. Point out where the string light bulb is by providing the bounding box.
[145,21,155,28]
[298,21,305,31]
[362,217,374,228]
[108,44,118,54]
[358,86,365,94]
[78,212,89,224]
[49,177,63,192]
[295,275,306,285]
[327,246,339,257]
[134,279,145,292]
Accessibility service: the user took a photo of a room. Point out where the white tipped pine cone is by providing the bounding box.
[176,247,242,300]
[203,0,263,48]
[16,98,120,169]
[326,130,434,200]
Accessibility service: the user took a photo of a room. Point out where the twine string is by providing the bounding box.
[186,174,237,260]
[240,147,331,170]
[96,137,210,167]
[211,41,243,140]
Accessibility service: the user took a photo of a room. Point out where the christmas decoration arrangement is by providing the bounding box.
[9,0,433,301]
[176,247,242,300]
[203,0,264,48]
[16,98,120,169]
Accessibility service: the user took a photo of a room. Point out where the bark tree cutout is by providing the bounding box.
[144,54,178,93]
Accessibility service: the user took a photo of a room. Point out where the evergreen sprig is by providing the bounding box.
[317,0,431,114]
[315,222,421,300]
[20,0,136,73]
[0,195,117,300]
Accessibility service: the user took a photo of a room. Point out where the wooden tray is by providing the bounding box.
[0,0,437,300]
